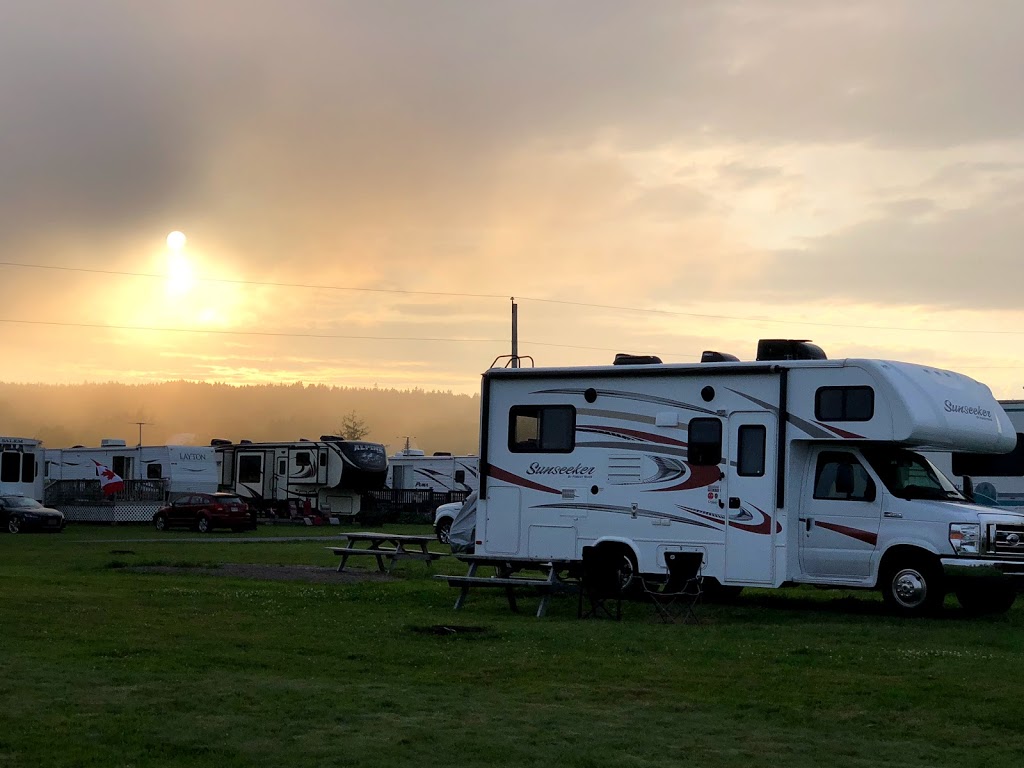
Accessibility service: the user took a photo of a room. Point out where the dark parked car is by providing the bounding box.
[153,492,255,533]
[0,495,66,534]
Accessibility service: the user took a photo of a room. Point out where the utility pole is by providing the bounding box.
[511,297,519,368]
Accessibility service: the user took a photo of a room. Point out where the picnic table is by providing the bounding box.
[327,532,445,574]
[436,554,579,618]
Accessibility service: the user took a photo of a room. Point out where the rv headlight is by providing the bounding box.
[949,523,980,555]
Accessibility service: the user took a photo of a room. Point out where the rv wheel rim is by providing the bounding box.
[892,568,927,608]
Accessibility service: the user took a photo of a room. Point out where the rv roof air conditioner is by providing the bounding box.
[755,339,827,361]
[613,353,663,366]
[100,438,127,448]
[239,439,253,445]
[701,351,740,363]
[319,435,343,442]
[210,439,232,447]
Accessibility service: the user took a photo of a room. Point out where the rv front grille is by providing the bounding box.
[987,524,1024,558]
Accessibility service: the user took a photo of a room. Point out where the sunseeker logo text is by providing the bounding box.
[526,462,595,478]
[944,400,993,421]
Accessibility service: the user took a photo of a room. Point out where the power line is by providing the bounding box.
[3,259,1023,336]
[0,317,686,356]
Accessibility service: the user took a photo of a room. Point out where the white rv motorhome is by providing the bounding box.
[929,400,1024,511]
[44,440,219,498]
[215,436,388,518]
[475,340,1024,615]
[387,448,479,493]
[0,437,44,501]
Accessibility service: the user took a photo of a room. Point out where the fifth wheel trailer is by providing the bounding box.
[0,437,43,501]
[474,340,1024,615]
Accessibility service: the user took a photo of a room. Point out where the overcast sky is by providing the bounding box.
[2,0,1024,397]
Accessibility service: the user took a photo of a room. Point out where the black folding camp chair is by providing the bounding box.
[642,551,703,624]
[577,547,624,621]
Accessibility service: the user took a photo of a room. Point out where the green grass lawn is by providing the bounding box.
[1,524,1021,768]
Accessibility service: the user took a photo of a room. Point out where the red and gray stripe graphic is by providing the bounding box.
[813,520,877,546]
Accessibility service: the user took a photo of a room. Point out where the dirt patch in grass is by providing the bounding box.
[127,563,391,584]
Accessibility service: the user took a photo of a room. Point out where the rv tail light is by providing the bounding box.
[949,523,980,555]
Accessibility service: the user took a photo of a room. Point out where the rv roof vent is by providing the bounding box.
[432,452,452,456]
[71,444,85,449]
[613,353,663,366]
[210,438,232,447]
[756,339,827,361]
[319,435,344,442]
[100,439,127,448]
[239,439,253,445]
[701,350,740,363]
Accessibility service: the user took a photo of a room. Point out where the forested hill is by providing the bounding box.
[0,381,480,455]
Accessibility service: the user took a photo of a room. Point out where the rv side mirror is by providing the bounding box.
[962,475,974,502]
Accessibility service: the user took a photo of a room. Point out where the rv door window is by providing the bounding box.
[737,425,766,477]
[21,453,35,483]
[688,418,723,466]
[952,433,1024,477]
[295,451,311,467]
[813,452,876,501]
[238,455,262,484]
[1,452,19,483]
[147,464,163,479]
[278,459,287,475]
[815,386,874,422]
[508,405,576,453]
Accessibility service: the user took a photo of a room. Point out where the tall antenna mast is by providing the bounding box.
[511,296,519,369]
[132,421,152,448]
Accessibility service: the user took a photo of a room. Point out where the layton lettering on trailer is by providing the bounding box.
[474,340,1024,616]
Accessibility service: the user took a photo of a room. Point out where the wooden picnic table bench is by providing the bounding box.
[435,555,579,617]
[327,532,445,574]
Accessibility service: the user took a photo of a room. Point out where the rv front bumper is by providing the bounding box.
[940,557,1024,590]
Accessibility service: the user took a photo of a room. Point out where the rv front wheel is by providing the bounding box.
[880,557,944,615]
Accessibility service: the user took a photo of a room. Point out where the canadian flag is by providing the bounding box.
[94,461,125,496]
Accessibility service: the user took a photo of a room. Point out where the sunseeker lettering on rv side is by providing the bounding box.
[526,462,595,478]
[944,400,994,421]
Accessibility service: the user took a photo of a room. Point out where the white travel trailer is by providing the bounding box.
[386,448,479,493]
[929,400,1024,511]
[474,340,1024,615]
[44,440,219,496]
[215,436,388,518]
[0,437,44,501]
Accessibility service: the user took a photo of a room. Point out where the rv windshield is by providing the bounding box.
[861,448,965,502]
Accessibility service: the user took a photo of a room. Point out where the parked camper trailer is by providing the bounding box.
[215,436,388,518]
[0,437,43,501]
[386,448,479,493]
[929,400,1024,511]
[475,340,1024,615]
[44,441,219,497]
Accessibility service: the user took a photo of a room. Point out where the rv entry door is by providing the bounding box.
[724,412,777,584]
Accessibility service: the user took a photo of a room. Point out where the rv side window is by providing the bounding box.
[278,459,287,475]
[815,386,874,421]
[813,452,876,501]
[238,455,262,484]
[147,464,163,479]
[688,418,722,466]
[320,451,327,466]
[952,434,1024,477]
[21,453,35,484]
[455,469,466,484]
[737,425,766,477]
[508,405,576,453]
[295,451,311,467]
[1,452,19,482]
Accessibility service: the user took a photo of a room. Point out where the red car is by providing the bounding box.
[153,492,255,533]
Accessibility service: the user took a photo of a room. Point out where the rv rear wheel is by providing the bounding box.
[880,557,945,615]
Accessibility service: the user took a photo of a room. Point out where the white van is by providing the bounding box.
[473,341,1024,615]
